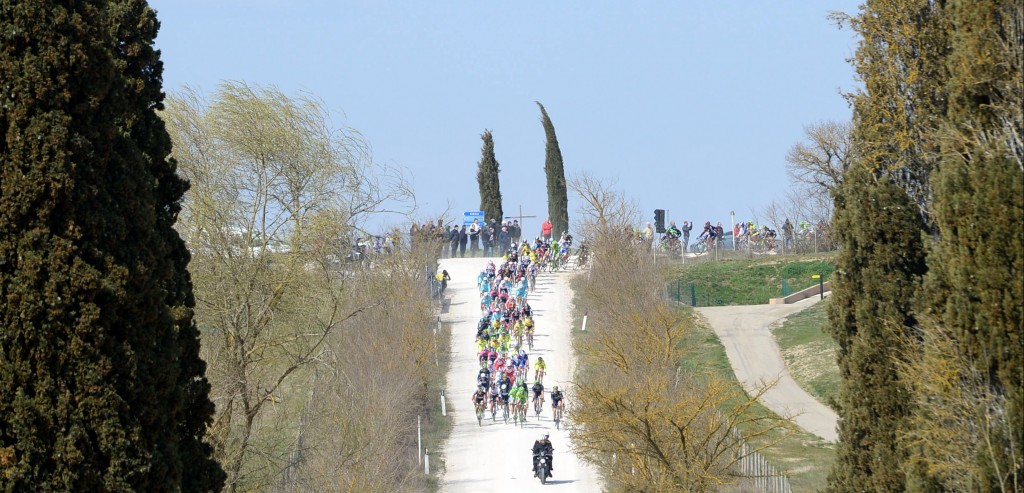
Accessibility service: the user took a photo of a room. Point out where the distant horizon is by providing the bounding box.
[152,1,860,236]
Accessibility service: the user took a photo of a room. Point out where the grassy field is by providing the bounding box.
[772,298,840,410]
[682,314,835,492]
[668,253,835,306]
[674,254,841,490]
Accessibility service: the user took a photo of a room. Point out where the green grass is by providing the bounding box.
[683,311,835,492]
[668,253,835,306]
[772,298,840,410]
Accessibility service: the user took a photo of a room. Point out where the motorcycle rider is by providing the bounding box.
[532,433,554,477]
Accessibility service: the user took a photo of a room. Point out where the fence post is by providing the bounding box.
[690,284,696,307]
[417,415,422,465]
[441,390,447,417]
[424,448,429,474]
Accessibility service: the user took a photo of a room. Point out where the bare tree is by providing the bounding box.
[568,172,639,246]
[785,120,854,198]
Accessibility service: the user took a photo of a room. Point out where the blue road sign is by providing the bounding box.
[464,211,485,226]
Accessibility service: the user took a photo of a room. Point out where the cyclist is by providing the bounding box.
[507,381,523,419]
[502,357,516,383]
[498,380,512,411]
[531,379,545,411]
[472,386,488,416]
[550,385,565,421]
[515,381,530,418]
[488,380,501,414]
[534,356,547,382]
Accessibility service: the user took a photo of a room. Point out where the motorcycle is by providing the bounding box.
[533,452,552,484]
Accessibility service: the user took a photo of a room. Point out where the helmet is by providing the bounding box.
[553,385,559,390]
[542,433,549,439]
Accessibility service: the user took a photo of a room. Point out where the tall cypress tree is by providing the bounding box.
[844,0,949,226]
[476,130,503,225]
[914,0,1024,488]
[537,102,569,238]
[826,164,927,492]
[0,1,224,491]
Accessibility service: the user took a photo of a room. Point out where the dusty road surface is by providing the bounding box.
[696,298,839,442]
[438,257,602,492]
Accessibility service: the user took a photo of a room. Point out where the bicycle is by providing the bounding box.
[553,402,563,430]
[475,401,485,426]
[533,395,544,417]
[526,329,535,350]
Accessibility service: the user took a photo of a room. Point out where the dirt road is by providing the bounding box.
[438,257,602,492]
[696,299,839,442]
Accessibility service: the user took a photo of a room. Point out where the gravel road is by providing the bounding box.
[438,257,602,492]
[696,298,839,442]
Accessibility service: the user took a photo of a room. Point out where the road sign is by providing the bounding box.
[464,211,484,226]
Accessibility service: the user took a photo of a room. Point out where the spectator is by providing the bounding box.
[681,221,692,253]
[498,225,510,253]
[459,225,468,257]
[469,219,481,255]
[511,219,522,244]
[481,225,493,257]
[448,225,459,258]
[715,222,725,247]
[541,218,553,241]
[642,222,654,242]
[782,219,794,250]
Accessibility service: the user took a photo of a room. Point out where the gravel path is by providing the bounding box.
[438,257,602,491]
[696,298,839,442]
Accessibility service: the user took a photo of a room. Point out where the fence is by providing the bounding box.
[734,438,792,493]
[666,272,831,307]
[666,280,794,307]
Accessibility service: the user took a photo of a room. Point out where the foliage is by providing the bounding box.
[828,1,1022,490]
[835,0,950,226]
[677,320,837,492]
[475,130,503,225]
[163,82,422,492]
[905,2,1024,490]
[537,102,570,238]
[0,1,223,490]
[825,164,927,492]
[568,184,793,491]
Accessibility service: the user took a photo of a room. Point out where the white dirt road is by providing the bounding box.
[696,298,839,442]
[438,257,602,492]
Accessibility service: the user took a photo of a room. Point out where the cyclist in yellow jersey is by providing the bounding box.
[534,356,547,381]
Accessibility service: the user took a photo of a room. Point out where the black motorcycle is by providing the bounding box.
[533,452,552,484]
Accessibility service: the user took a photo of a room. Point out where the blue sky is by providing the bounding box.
[151,1,861,236]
